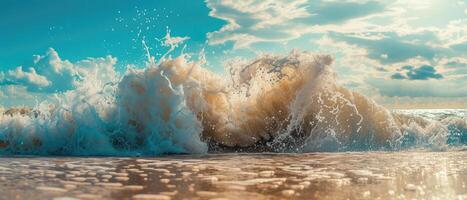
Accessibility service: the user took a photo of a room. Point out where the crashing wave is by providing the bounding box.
[0,50,465,155]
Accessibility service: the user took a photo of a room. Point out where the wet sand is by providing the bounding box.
[0,151,466,200]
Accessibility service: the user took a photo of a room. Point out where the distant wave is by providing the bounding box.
[0,50,465,155]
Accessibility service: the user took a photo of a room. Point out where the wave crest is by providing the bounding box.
[0,50,465,155]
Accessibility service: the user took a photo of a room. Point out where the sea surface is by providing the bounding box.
[0,151,466,200]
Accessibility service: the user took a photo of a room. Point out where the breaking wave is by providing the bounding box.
[0,48,466,155]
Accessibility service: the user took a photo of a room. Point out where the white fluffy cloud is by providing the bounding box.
[0,48,117,93]
[2,66,50,87]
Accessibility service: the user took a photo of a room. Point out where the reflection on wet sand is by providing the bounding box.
[0,151,466,200]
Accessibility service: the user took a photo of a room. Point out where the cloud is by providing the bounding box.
[205,0,309,48]
[0,85,48,107]
[0,48,117,93]
[304,1,384,24]
[1,66,50,88]
[390,65,443,80]
[205,0,387,49]
[314,32,466,101]
[330,33,440,64]
[390,72,405,80]
[445,60,467,68]
[368,77,467,97]
[450,41,467,52]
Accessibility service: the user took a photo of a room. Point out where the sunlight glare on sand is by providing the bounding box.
[0,151,466,200]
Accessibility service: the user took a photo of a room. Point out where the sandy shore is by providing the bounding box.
[0,151,466,199]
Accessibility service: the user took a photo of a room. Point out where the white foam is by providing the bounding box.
[0,37,465,155]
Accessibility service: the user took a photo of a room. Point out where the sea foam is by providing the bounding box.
[0,43,465,155]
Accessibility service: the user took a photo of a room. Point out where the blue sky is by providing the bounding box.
[0,0,224,68]
[1,0,467,108]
